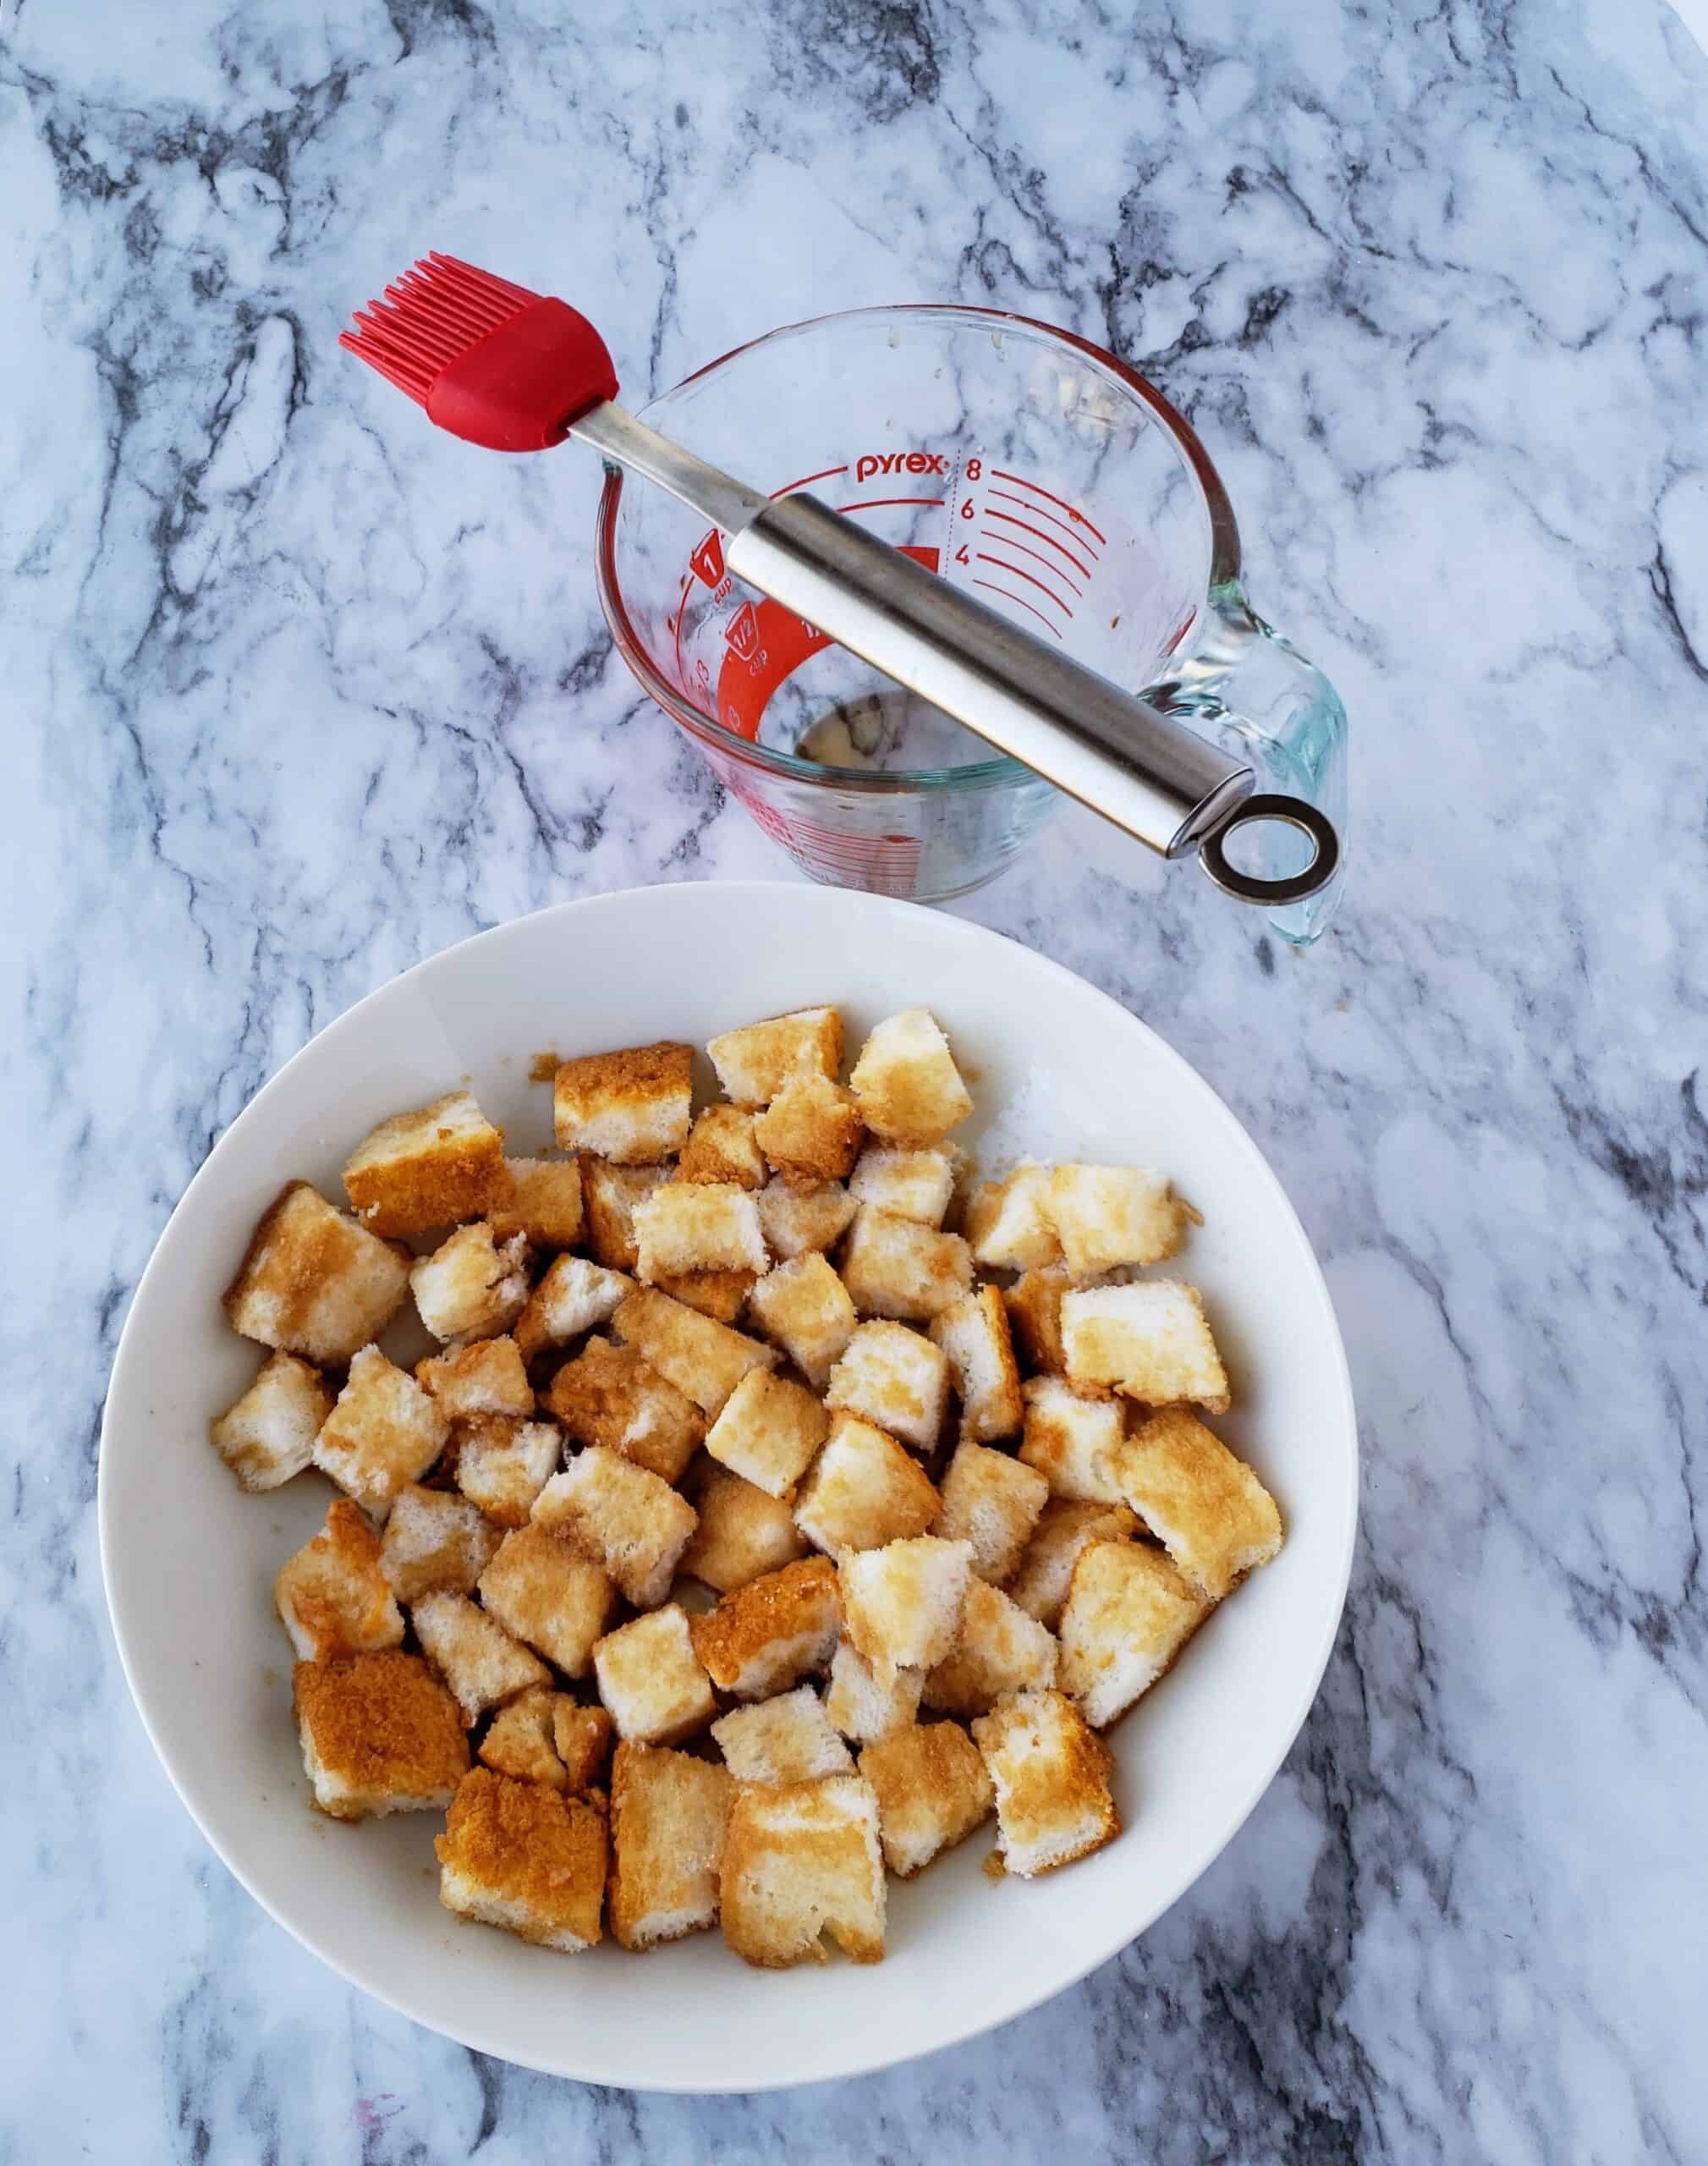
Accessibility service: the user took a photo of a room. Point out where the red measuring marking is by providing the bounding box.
[974,552,1073,617]
[987,487,1100,556]
[982,507,1092,581]
[973,578,1062,638]
[834,498,947,514]
[977,526,1085,598]
[991,468,1108,547]
[774,465,849,495]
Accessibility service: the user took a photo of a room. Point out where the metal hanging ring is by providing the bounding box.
[1198,794,1341,905]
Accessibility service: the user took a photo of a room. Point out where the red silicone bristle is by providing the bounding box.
[339,251,544,406]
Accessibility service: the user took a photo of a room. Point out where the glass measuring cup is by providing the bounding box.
[595,305,1348,940]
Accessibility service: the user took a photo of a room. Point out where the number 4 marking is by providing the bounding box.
[955,544,969,566]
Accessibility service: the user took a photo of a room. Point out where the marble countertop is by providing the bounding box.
[6,0,1706,2156]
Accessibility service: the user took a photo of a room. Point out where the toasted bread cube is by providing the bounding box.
[794,1416,940,1554]
[675,1104,768,1189]
[1058,1540,1211,1725]
[313,1345,450,1519]
[379,1485,501,1603]
[416,1335,533,1421]
[825,1320,950,1454]
[1117,1407,1283,1597]
[1044,1164,1195,1275]
[223,1181,410,1366]
[451,1415,562,1527]
[847,1145,957,1226]
[931,1286,1024,1445]
[707,1006,843,1106]
[752,1071,865,1189]
[479,1686,572,1788]
[532,1447,698,1608]
[1003,1265,1078,1374]
[746,1251,857,1390]
[274,1498,404,1661]
[849,1009,972,1146]
[713,1685,854,1784]
[634,1180,767,1282]
[655,1268,759,1322]
[823,1641,925,1743]
[489,1156,585,1250]
[210,1350,332,1492]
[476,1524,615,1677]
[704,1368,829,1499]
[612,1286,777,1417]
[593,1604,717,1745]
[1007,1499,1142,1628]
[437,1767,606,1950]
[859,1719,993,1876]
[552,1701,614,1794]
[692,1556,842,1698]
[412,1590,550,1723]
[840,1207,973,1324]
[755,1178,858,1261]
[294,1651,468,1819]
[679,1463,809,1591]
[720,1775,885,1966]
[1017,1374,1128,1503]
[965,1164,1062,1272]
[343,1090,508,1237]
[923,1576,1059,1716]
[972,1689,1118,1876]
[513,1253,633,1361]
[838,1537,975,1679]
[542,1337,703,1484]
[609,1742,733,1949]
[932,1441,1049,1584]
[1061,1281,1231,1411]
[410,1223,530,1346]
[554,1041,692,1163]
[582,1160,668,1272]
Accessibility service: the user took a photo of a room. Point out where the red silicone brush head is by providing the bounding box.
[339,252,619,452]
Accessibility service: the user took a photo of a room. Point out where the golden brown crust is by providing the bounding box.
[608,1741,733,1950]
[1116,1407,1282,1597]
[552,1702,614,1795]
[542,1337,705,1482]
[275,1498,401,1660]
[1003,1267,1072,1374]
[489,1157,585,1249]
[416,1336,534,1420]
[478,1687,568,1789]
[719,1778,884,1966]
[678,1463,808,1591]
[857,1721,994,1876]
[674,1106,767,1190]
[612,1287,778,1416]
[436,1767,607,1946]
[583,1161,669,1271]
[476,1525,615,1679]
[554,1042,693,1163]
[655,1269,760,1323]
[706,1009,843,1105]
[293,1651,468,1813]
[343,1098,508,1238]
[222,1180,410,1365]
[970,1690,1119,1874]
[690,1557,842,1694]
[752,1074,865,1187]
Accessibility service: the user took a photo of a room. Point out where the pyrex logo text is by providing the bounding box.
[854,452,948,485]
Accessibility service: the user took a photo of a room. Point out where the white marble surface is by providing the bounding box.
[4,0,1706,2155]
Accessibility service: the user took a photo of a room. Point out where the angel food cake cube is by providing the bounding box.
[849,1009,973,1146]
[342,1090,508,1237]
[755,1178,857,1261]
[746,1251,858,1389]
[612,1287,777,1417]
[675,1105,768,1189]
[839,1207,973,1322]
[1061,1281,1231,1412]
[720,1775,885,1967]
[826,1321,949,1454]
[411,1591,550,1723]
[479,1686,574,1789]
[437,1767,607,1951]
[823,1641,924,1744]
[379,1485,502,1603]
[294,1652,468,1821]
[553,1041,693,1163]
[223,1181,410,1367]
[1117,1407,1283,1597]
[313,1346,450,1518]
[838,1537,975,1680]
[932,1442,1049,1584]
[489,1157,585,1251]
[692,1557,843,1699]
[793,1416,940,1554]
[1003,1266,1078,1375]
[210,1351,332,1492]
[1044,1164,1195,1275]
[965,1164,1061,1273]
[858,1719,993,1877]
[971,1688,1119,1877]
[582,1161,668,1272]
[753,1071,865,1187]
[680,1464,809,1591]
[1006,1498,1141,1629]
[656,1269,759,1323]
[531,1446,698,1608]
[704,1368,829,1499]
[1017,1375,1128,1503]
[847,1146,956,1227]
[415,1335,533,1421]
[553,1701,615,1795]
[274,1498,404,1662]
[931,1286,1024,1445]
[923,1576,1058,1717]
[634,1181,767,1281]
[1057,1540,1211,1727]
[593,1605,717,1745]
[450,1415,562,1527]
[513,1255,633,1361]
[543,1337,703,1485]
[712,1686,854,1784]
[707,1006,843,1105]
[477,1526,614,1677]
[609,1743,733,1950]
[410,1223,531,1345]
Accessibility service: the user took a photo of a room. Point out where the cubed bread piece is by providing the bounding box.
[753,1071,865,1188]
[513,1254,633,1361]
[1057,1539,1211,1725]
[838,1537,975,1680]
[479,1686,571,1789]
[932,1441,1049,1584]
[313,1345,450,1519]
[1116,1407,1283,1597]
[840,1207,974,1323]
[848,1145,957,1226]
[634,1180,767,1281]
[746,1251,857,1389]
[609,1742,733,1949]
[582,1161,668,1272]
[437,1767,606,1951]
[692,1556,843,1699]
[679,1463,808,1592]
[416,1335,533,1421]
[720,1775,885,1967]
[554,1041,692,1163]
[1061,1281,1231,1411]
[451,1415,562,1527]
[972,1689,1118,1876]
[552,1701,614,1794]
[379,1484,501,1603]
[542,1337,704,1484]
[794,1416,941,1554]
[931,1286,1024,1445]
[1017,1374,1128,1503]
[223,1181,410,1366]
[675,1105,768,1189]
[1044,1164,1196,1274]
[1003,1265,1078,1374]
[849,1009,973,1146]
[923,1576,1059,1716]
[859,1719,994,1876]
[410,1223,531,1346]
[477,1525,615,1677]
[707,1006,843,1106]
[1006,1499,1142,1629]
[210,1350,332,1492]
[655,1268,759,1323]
[825,1320,950,1454]
[593,1605,717,1745]
[294,1651,468,1820]
[412,1590,551,1723]
[704,1368,829,1499]
[612,1286,777,1417]
[531,1446,698,1608]
[274,1498,404,1661]
[342,1090,508,1237]
[755,1178,858,1261]
[964,1164,1062,1272]
[490,1157,585,1250]
[712,1685,854,1784]
[823,1641,925,1743]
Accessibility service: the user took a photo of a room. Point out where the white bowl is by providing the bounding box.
[100,882,1356,2092]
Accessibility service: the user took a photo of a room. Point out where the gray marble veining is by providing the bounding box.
[3,0,1705,2157]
